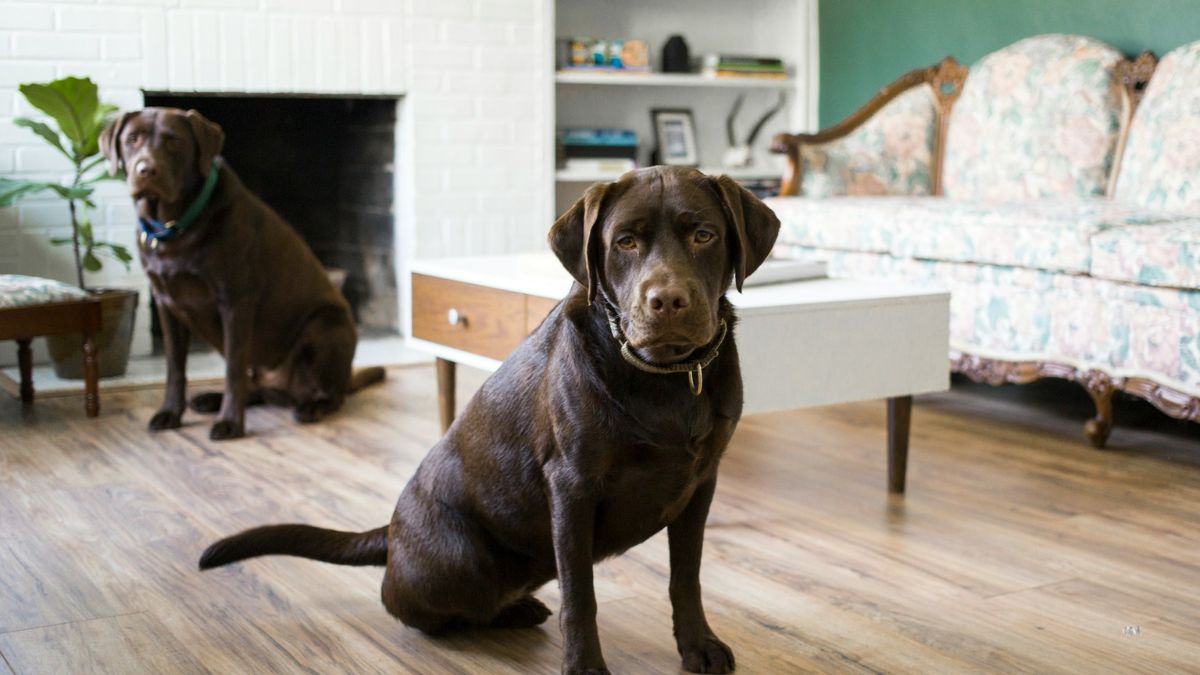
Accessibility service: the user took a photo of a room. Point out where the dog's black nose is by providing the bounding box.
[135,159,156,177]
[646,285,690,316]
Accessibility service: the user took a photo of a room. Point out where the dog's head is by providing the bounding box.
[550,166,780,364]
[100,107,225,206]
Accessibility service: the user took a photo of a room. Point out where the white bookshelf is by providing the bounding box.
[552,0,816,213]
[555,71,796,90]
[556,166,783,183]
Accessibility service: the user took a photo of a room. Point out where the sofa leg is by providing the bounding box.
[1082,372,1114,449]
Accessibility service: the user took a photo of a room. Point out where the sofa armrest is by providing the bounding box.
[771,57,967,197]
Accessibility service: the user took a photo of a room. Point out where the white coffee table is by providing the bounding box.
[409,253,949,494]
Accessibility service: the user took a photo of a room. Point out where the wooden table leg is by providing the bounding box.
[17,338,33,404]
[436,357,456,433]
[887,395,912,494]
[83,332,99,418]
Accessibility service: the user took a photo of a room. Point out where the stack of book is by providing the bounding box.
[701,54,787,80]
[559,128,638,175]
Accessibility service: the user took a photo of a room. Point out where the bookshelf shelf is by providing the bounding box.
[551,0,814,212]
[555,71,795,90]
[556,166,781,183]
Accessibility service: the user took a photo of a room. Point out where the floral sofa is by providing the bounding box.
[766,34,1200,447]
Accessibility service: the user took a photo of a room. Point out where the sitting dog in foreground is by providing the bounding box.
[199,166,781,674]
[100,108,384,440]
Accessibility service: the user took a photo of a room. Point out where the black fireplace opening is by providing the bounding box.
[142,92,399,347]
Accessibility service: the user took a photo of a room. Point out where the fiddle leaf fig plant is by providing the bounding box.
[0,77,132,289]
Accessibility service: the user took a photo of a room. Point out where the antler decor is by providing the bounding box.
[723,92,787,169]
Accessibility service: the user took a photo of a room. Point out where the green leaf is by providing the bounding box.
[83,250,103,272]
[49,184,94,201]
[107,243,133,264]
[77,211,94,247]
[14,117,72,161]
[0,178,89,206]
[0,177,55,206]
[95,242,133,270]
[19,78,102,161]
[84,103,120,158]
[49,237,74,246]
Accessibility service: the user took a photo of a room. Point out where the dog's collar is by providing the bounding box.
[597,291,727,396]
[138,157,224,250]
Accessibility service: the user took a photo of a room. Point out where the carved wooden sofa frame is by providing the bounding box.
[769,51,1184,448]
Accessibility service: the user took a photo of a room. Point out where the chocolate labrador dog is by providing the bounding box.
[199,166,780,673]
[100,108,384,440]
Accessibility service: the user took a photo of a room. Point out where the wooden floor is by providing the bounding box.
[1,366,1199,674]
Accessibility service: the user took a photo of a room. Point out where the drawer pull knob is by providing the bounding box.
[447,308,465,326]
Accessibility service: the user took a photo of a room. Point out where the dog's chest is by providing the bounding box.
[592,431,722,556]
[144,260,222,341]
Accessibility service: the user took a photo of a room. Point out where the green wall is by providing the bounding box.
[819,0,1200,126]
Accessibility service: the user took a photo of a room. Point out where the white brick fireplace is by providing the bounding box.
[0,0,554,364]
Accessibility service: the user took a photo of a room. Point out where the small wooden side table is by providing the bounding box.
[1,299,102,417]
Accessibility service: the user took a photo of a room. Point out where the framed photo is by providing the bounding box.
[650,108,698,166]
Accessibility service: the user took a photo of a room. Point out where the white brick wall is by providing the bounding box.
[0,0,554,365]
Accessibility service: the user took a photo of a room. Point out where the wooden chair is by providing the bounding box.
[0,275,102,417]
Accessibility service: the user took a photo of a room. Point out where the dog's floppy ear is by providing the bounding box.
[183,109,225,176]
[710,174,781,291]
[549,181,611,304]
[99,111,137,177]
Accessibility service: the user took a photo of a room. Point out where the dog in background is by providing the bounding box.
[100,108,384,440]
[198,166,780,673]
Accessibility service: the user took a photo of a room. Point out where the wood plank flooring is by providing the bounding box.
[1,367,1198,674]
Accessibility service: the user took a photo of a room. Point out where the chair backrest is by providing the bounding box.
[801,85,938,197]
[942,34,1125,200]
[1113,41,1200,214]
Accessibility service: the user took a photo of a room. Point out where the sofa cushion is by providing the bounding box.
[800,86,937,197]
[1091,220,1200,289]
[0,274,88,309]
[887,198,1178,274]
[943,34,1125,200]
[764,195,925,254]
[766,195,1176,274]
[775,244,1200,397]
[1113,41,1200,214]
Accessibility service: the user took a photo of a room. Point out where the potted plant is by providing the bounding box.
[0,77,138,378]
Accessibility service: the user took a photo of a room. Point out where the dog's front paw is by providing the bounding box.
[679,635,735,674]
[563,667,609,675]
[148,409,183,431]
[209,419,245,440]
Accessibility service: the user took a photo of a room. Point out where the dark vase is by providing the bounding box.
[662,35,690,73]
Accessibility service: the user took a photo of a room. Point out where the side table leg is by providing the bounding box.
[887,395,912,494]
[83,332,99,418]
[17,338,33,404]
[436,357,456,433]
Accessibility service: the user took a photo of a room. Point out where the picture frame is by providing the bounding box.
[650,108,699,166]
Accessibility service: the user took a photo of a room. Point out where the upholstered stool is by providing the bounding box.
[0,275,102,417]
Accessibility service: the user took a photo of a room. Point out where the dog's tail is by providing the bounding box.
[198,524,389,570]
[349,366,387,393]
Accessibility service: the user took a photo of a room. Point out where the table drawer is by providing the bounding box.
[525,295,560,334]
[412,274,527,361]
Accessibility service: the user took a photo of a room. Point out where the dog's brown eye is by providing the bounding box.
[616,235,637,250]
[694,230,715,244]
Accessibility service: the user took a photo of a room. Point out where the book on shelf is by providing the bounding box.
[559,128,639,162]
[701,53,787,79]
[560,128,637,147]
[561,158,637,175]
